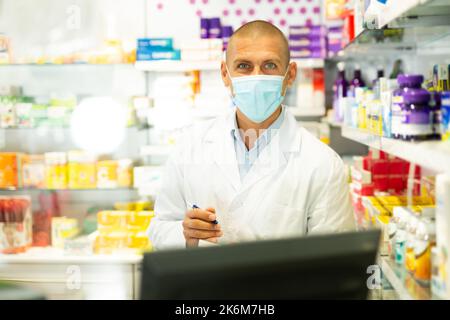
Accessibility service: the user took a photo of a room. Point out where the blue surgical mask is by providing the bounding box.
[227,67,289,123]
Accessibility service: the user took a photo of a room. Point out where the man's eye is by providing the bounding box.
[237,63,250,69]
[264,63,277,70]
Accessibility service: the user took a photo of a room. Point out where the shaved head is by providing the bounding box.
[226,20,290,68]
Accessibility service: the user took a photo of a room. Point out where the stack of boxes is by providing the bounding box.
[200,17,233,51]
[350,148,422,227]
[327,25,344,57]
[94,210,154,254]
[136,38,181,61]
[288,25,328,59]
[180,39,224,62]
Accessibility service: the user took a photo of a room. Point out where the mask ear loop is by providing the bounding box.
[281,62,291,97]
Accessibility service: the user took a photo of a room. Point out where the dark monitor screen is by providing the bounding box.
[140,230,380,299]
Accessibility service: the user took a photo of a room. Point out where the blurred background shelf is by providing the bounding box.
[135,58,324,72]
[0,187,137,192]
[380,257,435,300]
[140,145,173,157]
[377,0,450,29]
[0,63,134,67]
[341,126,450,173]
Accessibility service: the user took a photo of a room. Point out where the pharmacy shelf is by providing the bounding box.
[341,126,450,173]
[292,59,324,69]
[0,63,134,68]
[377,0,450,29]
[0,247,142,264]
[135,60,220,72]
[0,187,138,193]
[288,106,326,117]
[135,58,324,72]
[380,257,436,300]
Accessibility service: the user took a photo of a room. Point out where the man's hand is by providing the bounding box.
[183,207,222,248]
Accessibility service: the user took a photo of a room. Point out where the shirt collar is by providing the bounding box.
[230,105,286,143]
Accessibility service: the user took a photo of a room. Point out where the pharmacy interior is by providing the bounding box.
[0,0,450,300]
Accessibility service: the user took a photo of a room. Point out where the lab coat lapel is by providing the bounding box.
[206,113,242,193]
[240,111,301,193]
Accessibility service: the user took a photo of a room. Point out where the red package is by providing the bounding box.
[371,160,389,175]
[388,176,405,192]
[373,175,389,191]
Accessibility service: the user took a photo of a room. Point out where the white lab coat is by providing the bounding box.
[148,108,356,249]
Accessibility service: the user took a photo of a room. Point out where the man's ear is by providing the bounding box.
[221,61,231,88]
[286,61,297,88]
[282,62,297,95]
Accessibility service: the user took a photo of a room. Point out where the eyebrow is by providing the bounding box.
[233,59,283,66]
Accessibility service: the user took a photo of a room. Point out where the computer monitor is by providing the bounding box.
[140,230,381,299]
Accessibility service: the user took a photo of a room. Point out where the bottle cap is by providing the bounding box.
[397,74,424,87]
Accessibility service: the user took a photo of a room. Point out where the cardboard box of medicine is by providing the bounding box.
[136,50,181,61]
[289,25,327,37]
[0,153,23,188]
[137,38,173,51]
[96,160,118,189]
[22,154,45,188]
[0,96,16,128]
[51,217,79,248]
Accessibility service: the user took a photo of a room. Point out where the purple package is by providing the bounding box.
[221,26,234,41]
[328,26,343,33]
[209,18,222,39]
[200,18,210,39]
[289,44,325,51]
[290,48,327,59]
[289,38,326,48]
[328,38,342,46]
[328,43,343,53]
[289,25,327,37]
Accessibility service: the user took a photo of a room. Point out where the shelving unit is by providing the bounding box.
[135,58,324,72]
[377,0,450,29]
[341,126,450,173]
[0,187,137,192]
[0,247,142,300]
[332,0,450,301]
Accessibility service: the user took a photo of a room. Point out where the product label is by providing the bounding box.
[442,106,450,140]
[400,109,433,136]
[391,103,403,135]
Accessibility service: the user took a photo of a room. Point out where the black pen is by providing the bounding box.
[191,203,219,224]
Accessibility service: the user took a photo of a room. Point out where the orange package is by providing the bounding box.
[0,153,22,188]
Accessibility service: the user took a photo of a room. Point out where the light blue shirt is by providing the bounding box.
[231,107,285,181]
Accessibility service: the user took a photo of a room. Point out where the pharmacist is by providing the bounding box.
[148,20,355,249]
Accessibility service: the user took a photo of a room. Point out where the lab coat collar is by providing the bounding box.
[204,105,302,193]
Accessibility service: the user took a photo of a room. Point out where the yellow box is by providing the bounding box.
[97,160,118,189]
[97,211,128,234]
[68,162,96,189]
[114,202,136,211]
[126,211,154,233]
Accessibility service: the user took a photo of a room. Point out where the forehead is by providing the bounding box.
[228,35,286,62]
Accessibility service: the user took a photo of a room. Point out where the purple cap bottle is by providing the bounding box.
[333,62,348,123]
[391,74,425,140]
[397,74,424,88]
[400,88,433,141]
[349,65,366,97]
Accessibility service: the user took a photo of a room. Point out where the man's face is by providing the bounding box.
[221,35,297,95]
